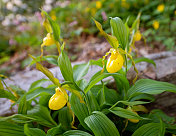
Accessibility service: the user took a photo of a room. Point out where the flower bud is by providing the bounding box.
[49,87,68,110]
[134,31,141,41]
[106,51,124,73]
[41,33,55,47]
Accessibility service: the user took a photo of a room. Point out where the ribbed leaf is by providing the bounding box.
[63,130,92,136]
[29,79,49,91]
[84,73,127,94]
[0,89,16,101]
[0,114,35,124]
[24,124,46,136]
[89,58,104,67]
[110,17,128,49]
[97,85,120,108]
[109,107,146,120]
[18,95,28,114]
[73,62,90,81]
[84,111,120,136]
[113,73,130,93]
[70,93,89,130]
[119,100,149,106]
[58,107,72,131]
[27,105,57,128]
[127,79,176,100]
[26,87,55,101]
[130,94,155,102]
[132,123,164,136]
[46,124,63,136]
[86,91,100,112]
[0,121,25,136]
[58,51,74,82]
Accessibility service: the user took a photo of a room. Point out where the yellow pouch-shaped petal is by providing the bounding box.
[49,87,68,110]
[41,33,55,47]
[106,51,124,73]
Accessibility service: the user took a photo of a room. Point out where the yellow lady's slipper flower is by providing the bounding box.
[157,4,164,12]
[96,1,102,9]
[153,21,159,30]
[106,50,124,73]
[127,107,139,123]
[41,33,55,47]
[174,10,176,15]
[134,31,142,41]
[49,87,68,110]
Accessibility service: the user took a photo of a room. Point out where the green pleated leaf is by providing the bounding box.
[110,17,128,49]
[58,107,73,131]
[86,91,100,112]
[89,58,104,67]
[84,73,127,94]
[24,124,46,136]
[113,73,130,93]
[127,79,176,100]
[39,95,52,107]
[18,95,28,115]
[132,123,165,136]
[130,94,155,102]
[29,79,49,91]
[73,62,90,81]
[93,19,119,49]
[97,85,120,108]
[70,93,89,130]
[26,87,55,101]
[76,79,88,90]
[84,111,120,136]
[117,100,149,106]
[0,114,35,124]
[109,107,146,120]
[58,51,74,83]
[63,130,92,136]
[0,121,25,136]
[27,105,57,128]
[46,124,64,136]
[0,89,16,101]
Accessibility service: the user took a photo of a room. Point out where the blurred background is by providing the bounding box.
[0,0,176,76]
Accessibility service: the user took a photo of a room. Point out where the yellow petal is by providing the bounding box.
[106,51,124,73]
[49,87,68,110]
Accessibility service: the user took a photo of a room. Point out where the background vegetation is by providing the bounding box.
[0,0,176,75]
